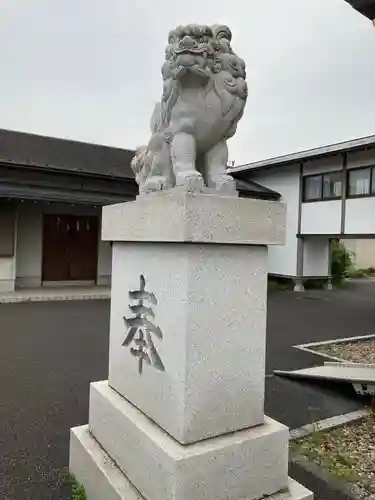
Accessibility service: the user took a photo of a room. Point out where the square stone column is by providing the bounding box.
[70,189,312,500]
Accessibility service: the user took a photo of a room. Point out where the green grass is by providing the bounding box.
[67,474,87,500]
[347,266,375,278]
[291,426,365,488]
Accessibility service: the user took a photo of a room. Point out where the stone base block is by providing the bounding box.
[102,191,286,246]
[70,425,141,500]
[109,241,267,444]
[70,425,313,500]
[87,381,290,500]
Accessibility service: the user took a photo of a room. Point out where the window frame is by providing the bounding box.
[302,170,343,203]
[346,165,375,199]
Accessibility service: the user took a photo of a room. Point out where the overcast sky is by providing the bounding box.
[1,0,375,165]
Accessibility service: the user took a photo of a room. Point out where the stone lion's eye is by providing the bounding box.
[200,37,205,43]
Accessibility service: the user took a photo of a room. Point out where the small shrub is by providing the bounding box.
[268,277,294,291]
[331,242,354,283]
[68,475,87,500]
[347,268,370,278]
[72,483,86,500]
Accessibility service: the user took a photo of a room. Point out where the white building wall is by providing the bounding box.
[302,154,343,175]
[0,257,16,292]
[303,238,330,277]
[301,155,343,236]
[345,198,375,234]
[345,239,375,269]
[301,201,341,235]
[16,205,42,288]
[250,165,300,276]
[347,147,375,169]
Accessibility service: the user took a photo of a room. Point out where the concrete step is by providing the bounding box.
[70,425,313,500]
[275,362,375,384]
[0,286,110,303]
[275,361,375,395]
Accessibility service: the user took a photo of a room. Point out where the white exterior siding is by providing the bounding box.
[250,165,300,276]
[234,139,375,282]
[345,239,375,268]
[302,154,342,175]
[345,198,375,234]
[301,201,341,235]
[303,239,330,277]
[0,257,16,292]
[347,147,375,169]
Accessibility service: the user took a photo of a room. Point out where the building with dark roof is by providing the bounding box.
[0,128,278,293]
[229,134,375,290]
[344,0,375,21]
[0,129,137,292]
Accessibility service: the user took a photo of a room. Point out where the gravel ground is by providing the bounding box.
[311,338,375,364]
[291,415,375,499]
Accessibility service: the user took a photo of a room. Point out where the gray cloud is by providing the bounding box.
[0,0,375,164]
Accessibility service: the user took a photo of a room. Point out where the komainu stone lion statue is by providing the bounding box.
[131,24,248,194]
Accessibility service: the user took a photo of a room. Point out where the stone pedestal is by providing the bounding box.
[70,190,312,500]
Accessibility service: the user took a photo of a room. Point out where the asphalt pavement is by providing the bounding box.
[0,280,373,499]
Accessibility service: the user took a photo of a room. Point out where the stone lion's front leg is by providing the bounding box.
[171,132,204,192]
[204,140,237,195]
[143,133,174,193]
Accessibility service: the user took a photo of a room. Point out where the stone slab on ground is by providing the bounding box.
[70,425,313,500]
[88,381,289,500]
[275,363,375,384]
[290,408,371,440]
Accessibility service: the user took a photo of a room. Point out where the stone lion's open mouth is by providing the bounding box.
[174,64,210,83]
[174,47,206,55]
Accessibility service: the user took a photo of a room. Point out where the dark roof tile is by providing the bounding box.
[344,0,375,19]
[0,128,135,179]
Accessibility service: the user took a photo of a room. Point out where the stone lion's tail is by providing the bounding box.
[131,146,150,186]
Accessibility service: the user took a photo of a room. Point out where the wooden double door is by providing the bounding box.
[42,214,99,282]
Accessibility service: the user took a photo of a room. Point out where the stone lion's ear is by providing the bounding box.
[211,25,232,42]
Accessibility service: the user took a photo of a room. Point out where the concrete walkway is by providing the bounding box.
[0,286,110,303]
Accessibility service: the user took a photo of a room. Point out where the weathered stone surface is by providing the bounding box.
[102,191,286,246]
[130,24,247,194]
[70,424,312,500]
[108,240,267,443]
[69,425,142,500]
[89,381,289,500]
[69,21,312,496]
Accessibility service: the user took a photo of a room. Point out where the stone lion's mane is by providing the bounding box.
[157,24,247,129]
[131,24,248,193]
